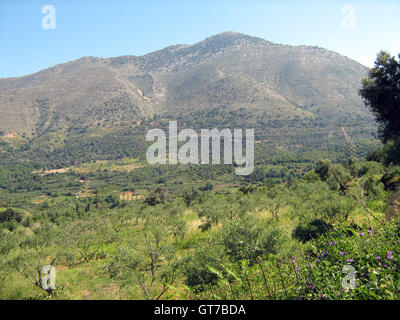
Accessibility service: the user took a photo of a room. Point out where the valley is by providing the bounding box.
[0,32,399,301]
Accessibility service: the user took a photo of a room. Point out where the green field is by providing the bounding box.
[1,149,400,299]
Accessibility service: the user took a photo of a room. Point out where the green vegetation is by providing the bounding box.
[360,51,400,165]
[0,51,398,300]
[0,153,399,299]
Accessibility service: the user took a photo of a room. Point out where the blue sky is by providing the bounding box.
[0,0,399,78]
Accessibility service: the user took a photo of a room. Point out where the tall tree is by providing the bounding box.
[359,51,400,142]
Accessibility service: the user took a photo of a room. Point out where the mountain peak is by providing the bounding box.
[216,30,240,36]
[200,31,270,47]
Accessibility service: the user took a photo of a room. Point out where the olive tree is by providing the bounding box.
[8,223,61,296]
[108,220,180,299]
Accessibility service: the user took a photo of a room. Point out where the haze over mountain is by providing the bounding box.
[0,31,370,137]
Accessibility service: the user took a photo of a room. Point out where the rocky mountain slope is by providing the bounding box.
[0,31,370,137]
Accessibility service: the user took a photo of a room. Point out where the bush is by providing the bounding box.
[221,216,281,265]
[238,185,257,194]
[199,183,213,192]
[0,208,22,224]
[315,159,332,181]
[144,186,168,206]
[184,240,225,292]
[366,149,384,163]
[304,171,320,183]
[380,168,400,191]
[383,138,400,165]
[349,161,384,177]
[364,176,385,199]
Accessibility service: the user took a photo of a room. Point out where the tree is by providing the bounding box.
[0,208,22,223]
[144,186,168,206]
[0,208,23,231]
[360,51,400,143]
[8,223,61,296]
[221,216,281,265]
[108,221,179,300]
[65,219,108,264]
[0,231,18,293]
[108,210,128,239]
[315,159,332,181]
[195,193,248,232]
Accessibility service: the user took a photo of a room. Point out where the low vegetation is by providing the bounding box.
[0,51,398,300]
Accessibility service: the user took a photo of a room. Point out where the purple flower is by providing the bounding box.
[367,229,372,234]
[328,241,337,246]
[339,252,345,256]
[295,267,300,272]
[347,259,354,263]
[359,232,364,236]
[375,256,381,260]
[321,294,327,299]
[386,251,393,260]
[323,251,328,257]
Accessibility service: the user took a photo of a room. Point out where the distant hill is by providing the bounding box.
[0,31,370,136]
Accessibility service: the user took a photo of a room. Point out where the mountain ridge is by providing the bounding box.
[0,31,371,137]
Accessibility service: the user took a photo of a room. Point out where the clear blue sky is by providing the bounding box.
[0,0,399,78]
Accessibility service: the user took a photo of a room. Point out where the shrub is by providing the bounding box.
[184,240,225,292]
[304,171,320,183]
[221,216,281,265]
[199,183,213,192]
[0,208,22,224]
[144,186,168,206]
[380,168,400,191]
[315,159,332,181]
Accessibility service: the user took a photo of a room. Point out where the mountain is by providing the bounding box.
[0,31,370,137]
[0,31,378,169]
